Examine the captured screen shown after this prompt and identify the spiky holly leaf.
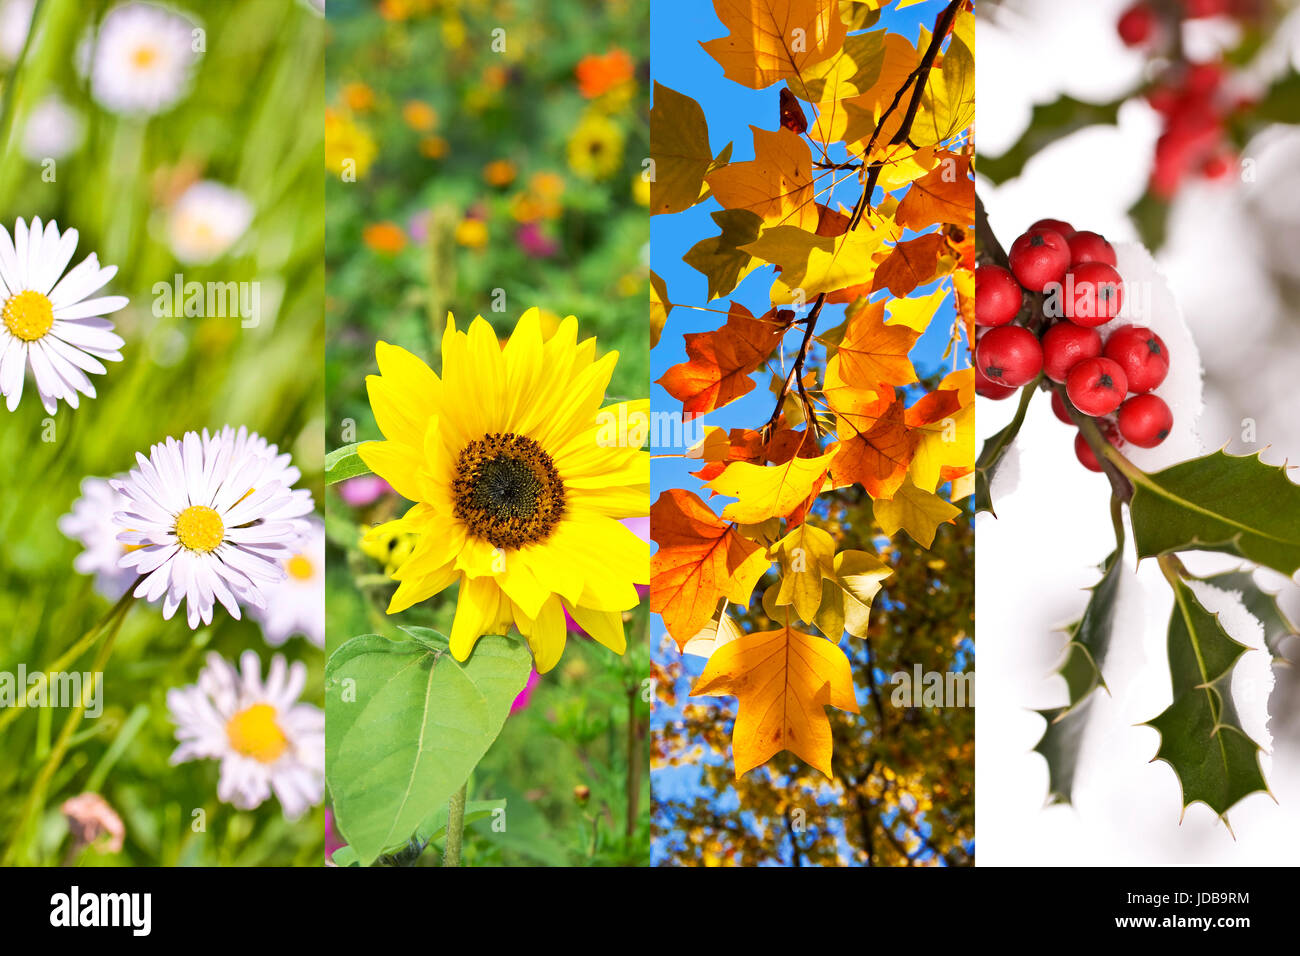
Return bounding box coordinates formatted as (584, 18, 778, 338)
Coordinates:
(1128, 450, 1300, 578)
(1199, 569, 1298, 658)
(1145, 575, 1269, 819)
(976, 95, 1123, 185)
(1033, 543, 1123, 806)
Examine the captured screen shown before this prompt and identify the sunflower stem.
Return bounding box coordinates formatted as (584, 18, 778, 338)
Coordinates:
(442, 783, 467, 867)
(1, 590, 135, 865)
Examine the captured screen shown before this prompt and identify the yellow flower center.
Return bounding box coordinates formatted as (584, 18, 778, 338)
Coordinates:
(225, 703, 288, 763)
(174, 505, 224, 552)
(452, 433, 565, 550)
(286, 554, 314, 580)
(131, 45, 158, 69)
(3, 290, 54, 342)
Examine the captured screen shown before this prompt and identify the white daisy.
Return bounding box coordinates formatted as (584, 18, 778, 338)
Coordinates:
(249, 517, 325, 648)
(167, 181, 253, 265)
(0, 217, 127, 414)
(167, 650, 324, 820)
(21, 94, 85, 162)
(58, 476, 140, 600)
(110, 428, 314, 629)
(0, 0, 33, 63)
(90, 2, 200, 117)
(213, 424, 316, 529)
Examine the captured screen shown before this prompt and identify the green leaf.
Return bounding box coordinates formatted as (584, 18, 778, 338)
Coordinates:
(325, 442, 372, 484)
(325, 630, 532, 865)
(974, 377, 1037, 515)
(650, 81, 715, 216)
(416, 798, 506, 846)
(1145, 575, 1269, 818)
(1128, 190, 1169, 251)
(1199, 569, 1298, 659)
(1034, 542, 1124, 805)
(682, 209, 763, 301)
(976, 96, 1123, 185)
(1128, 450, 1300, 577)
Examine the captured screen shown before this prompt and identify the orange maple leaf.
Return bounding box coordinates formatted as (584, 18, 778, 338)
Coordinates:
(894, 153, 974, 231)
(828, 299, 919, 390)
(871, 233, 947, 298)
(650, 489, 771, 648)
(692, 609, 859, 777)
(657, 303, 789, 415)
(706, 126, 819, 230)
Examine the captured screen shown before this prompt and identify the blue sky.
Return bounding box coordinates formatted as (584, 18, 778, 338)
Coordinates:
(649, 0, 964, 865)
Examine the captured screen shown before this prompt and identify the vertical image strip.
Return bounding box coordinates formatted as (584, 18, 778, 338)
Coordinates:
(975, 0, 1300, 865)
(323, 0, 651, 866)
(649, 0, 976, 866)
(0, 0, 327, 865)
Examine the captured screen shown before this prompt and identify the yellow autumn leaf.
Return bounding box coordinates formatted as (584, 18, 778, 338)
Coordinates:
(706, 126, 818, 230)
(908, 367, 974, 493)
(742, 225, 887, 301)
(650, 270, 671, 349)
(873, 475, 961, 549)
(702, 0, 849, 90)
(886, 287, 949, 333)
(771, 522, 837, 623)
(706, 449, 836, 523)
(650, 82, 716, 216)
(814, 549, 893, 638)
(681, 599, 746, 658)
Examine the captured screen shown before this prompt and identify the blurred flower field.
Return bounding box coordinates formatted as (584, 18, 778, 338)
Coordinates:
(325, 0, 650, 865)
(0, 0, 325, 866)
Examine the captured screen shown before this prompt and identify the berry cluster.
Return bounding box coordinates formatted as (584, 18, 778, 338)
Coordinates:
(1117, 0, 1263, 198)
(974, 219, 1174, 473)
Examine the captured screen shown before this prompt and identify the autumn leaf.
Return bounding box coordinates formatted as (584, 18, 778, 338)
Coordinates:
(742, 225, 887, 301)
(706, 448, 836, 523)
(650, 270, 671, 349)
(828, 298, 919, 390)
(787, 29, 885, 103)
(692, 606, 859, 777)
(809, 31, 919, 151)
(815, 550, 893, 639)
(912, 15, 974, 148)
(706, 126, 819, 230)
(657, 302, 790, 415)
(779, 86, 808, 133)
(886, 286, 949, 332)
(651, 489, 771, 648)
(702, 0, 849, 91)
(873, 475, 961, 548)
(650, 82, 717, 215)
(681, 599, 745, 658)
(871, 233, 946, 297)
(683, 209, 764, 301)
(895, 153, 974, 231)
(908, 368, 973, 493)
(771, 521, 838, 623)
(828, 392, 916, 499)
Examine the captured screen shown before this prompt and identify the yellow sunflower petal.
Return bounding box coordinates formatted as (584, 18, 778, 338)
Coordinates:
(357, 439, 424, 502)
(388, 564, 458, 614)
(565, 601, 627, 655)
(517, 594, 566, 674)
(449, 575, 502, 660)
(495, 554, 552, 619)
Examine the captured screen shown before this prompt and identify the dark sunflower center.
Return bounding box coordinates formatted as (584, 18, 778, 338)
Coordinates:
(452, 433, 565, 549)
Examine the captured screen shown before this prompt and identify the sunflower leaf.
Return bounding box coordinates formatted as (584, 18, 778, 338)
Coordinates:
(325, 442, 373, 484)
(325, 631, 531, 865)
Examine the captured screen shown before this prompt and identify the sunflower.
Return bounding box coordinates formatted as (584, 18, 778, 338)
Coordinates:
(359, 308, 648, 672)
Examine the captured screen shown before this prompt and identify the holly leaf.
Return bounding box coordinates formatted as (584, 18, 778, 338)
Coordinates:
(1145, 575, 1269, 819)
(682, 209, 764, 301)
(706, 449, 836, 522)
(1128, 450, 1300, 578)
(325, 631, 532, 866)
(692, 609, 859, 777)
(977, 95, 1123, 185)
(650, 82, 716, 215)
(706, 126, 819, 230)
(702, 0, 849, 91)
(1199, 569, 1299, 658)
(895, 153, 974, 231)
(657, 302, 789, 415)
(650, 489, 771, 647)
(1033, 543, 1124, 806)
(872, 475, 960, 548)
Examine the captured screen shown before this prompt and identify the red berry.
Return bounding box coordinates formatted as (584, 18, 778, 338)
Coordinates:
(1075, 431, 1104, 472)
(1067, 231, 1116, 267)
(1182, 0, 1227, 18)
(975, 264, 1023, 327)
(1103, 324, 1169, 393)
(976, 325, 1043, 388)
(1185, 61, 1225, 97)
(1051, 390, 1077, 424)
(1118, 393, 1174, 447)
(1008, 228, 1071, 293)
(1066, 357, 1128, 416)
(1061, 262, 1124, 327)
(975, 362, 1018, 400)
(1202, 152, 1235, 180)
(1041, 322, 1103, 383)
(1118, 3, 1156, 46)
(1030, 218, 1076, 239)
